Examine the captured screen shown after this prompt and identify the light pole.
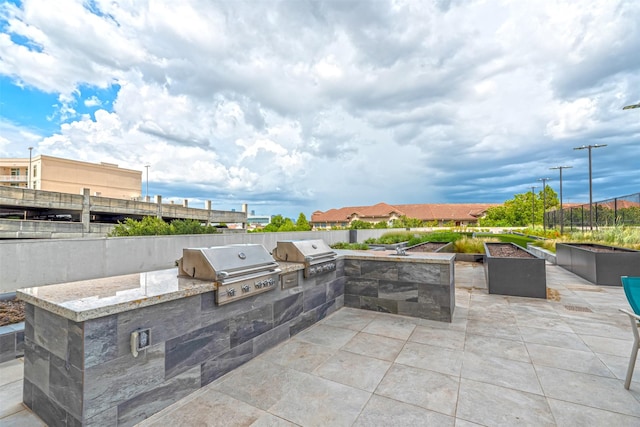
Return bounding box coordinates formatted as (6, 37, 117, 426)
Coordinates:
(550, 166, 572, 234)
(144, 164, 150, 201)
(530, 186, 538, 227)
(538, 178, 551, 234)
(573, 144, 607, 230)
(28, 147, 33, 189)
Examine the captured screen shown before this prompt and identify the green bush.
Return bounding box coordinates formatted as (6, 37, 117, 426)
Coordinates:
(108, 217, 220, 237)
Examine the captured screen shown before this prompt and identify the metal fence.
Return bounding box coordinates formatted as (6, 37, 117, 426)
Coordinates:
(545, 192, 640, 230)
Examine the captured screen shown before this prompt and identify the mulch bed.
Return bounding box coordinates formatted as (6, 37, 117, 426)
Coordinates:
(571, 244, 631, 253)
(0, 299, 25, 327)
(407, 242, 447, 252)
(486, 244, 535, 258)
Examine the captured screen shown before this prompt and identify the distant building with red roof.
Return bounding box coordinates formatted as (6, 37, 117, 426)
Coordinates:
(310, 202, 500, 229)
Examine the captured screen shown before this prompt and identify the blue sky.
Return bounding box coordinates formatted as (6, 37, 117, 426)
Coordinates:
(1, 0, 640, 219)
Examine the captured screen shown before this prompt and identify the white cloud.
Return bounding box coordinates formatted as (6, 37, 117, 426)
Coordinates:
(1, 0, 640, 216)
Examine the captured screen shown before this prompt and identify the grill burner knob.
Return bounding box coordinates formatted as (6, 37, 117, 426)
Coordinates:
(268, 278, 274, 286)
(242, 284, 250, 293)
(227, 288, 236, 296)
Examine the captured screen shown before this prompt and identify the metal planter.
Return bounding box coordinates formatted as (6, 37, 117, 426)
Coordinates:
(556, 243, 640, 286)
(484, 243, 546, 298)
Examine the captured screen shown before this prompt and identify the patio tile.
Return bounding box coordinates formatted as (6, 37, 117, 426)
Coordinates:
(375, 364, 459, 416)
(0, 359, 23, 386)
(0, 379, 24, 419)
(320, 307, 378, 331)
(269, 373, 370, 427)
(341, 332, 405, 362)
(465, 317, 523, 341)
(0, 410, 47, 427)
(294, 324, 358, 349)
(408, 325, 466, 350)
(396, 341, 463, 377)
(463, 334, 530, 363)
(547, 398, 640, 427)
(362, 316, 417, 340)
(266, 339, 336, 373)
(138, 389, 269, 427)
(595, 351, 640, 384)
(518, 325, 590, 351)
(536, 365, 640, 417)
(353, 394, 454, 427)
(525, 342, 614, 377)
(313, 350, 391, 392)
(456, 378, 555, 426)
(461, 352, 542, 395)
(579, 333, 632, 356)
(211, 363, 307, 411)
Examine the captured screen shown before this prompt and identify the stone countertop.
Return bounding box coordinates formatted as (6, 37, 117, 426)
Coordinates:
(15, 253, 449, 323)
(335, 249, 456, 263)
(16, 268, 214, 322)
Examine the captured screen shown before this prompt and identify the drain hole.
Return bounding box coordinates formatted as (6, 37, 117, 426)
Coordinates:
(564, 305, 593, 313)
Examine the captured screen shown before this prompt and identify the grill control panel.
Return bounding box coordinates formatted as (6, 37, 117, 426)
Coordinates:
(304, 261, 337, 278)
(215, 272, 279, 305)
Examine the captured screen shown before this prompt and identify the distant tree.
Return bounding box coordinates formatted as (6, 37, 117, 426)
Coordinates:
(349, 220, 373, 229)
(278, 218, 297, 231)
(480, 186, 559, 227)
(295, 213, 312, 231)
(391, 216, 423, 228)
(373, 221, 388, 229)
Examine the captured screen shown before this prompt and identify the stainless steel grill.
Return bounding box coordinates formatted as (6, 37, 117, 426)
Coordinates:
(272, 239, 337, 278)
(178, 244, 281, 305)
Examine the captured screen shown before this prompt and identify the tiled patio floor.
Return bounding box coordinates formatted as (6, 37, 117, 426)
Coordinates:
(2, 262, 640, 426)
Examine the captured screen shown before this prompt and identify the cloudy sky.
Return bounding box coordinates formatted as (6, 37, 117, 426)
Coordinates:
(1, 0, 639, 219)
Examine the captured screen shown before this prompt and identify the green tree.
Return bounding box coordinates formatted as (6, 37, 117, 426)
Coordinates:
(479, 186, 559, 227)
(373, 220, 388, 229)
(349, 220, 373, 229)
(278, 218, 297, 231)
(295, 213, 312, 231)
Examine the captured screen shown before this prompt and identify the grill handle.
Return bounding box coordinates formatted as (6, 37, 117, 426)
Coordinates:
(217, 263, 279, 280)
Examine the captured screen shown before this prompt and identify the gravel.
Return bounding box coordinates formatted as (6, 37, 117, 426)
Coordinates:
(0, 299, 25, 326)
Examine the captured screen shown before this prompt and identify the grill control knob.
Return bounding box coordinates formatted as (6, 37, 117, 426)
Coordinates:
(267, 278, 274, 286)
(227, 288, 236, 296)
(242, 284, 250, 293)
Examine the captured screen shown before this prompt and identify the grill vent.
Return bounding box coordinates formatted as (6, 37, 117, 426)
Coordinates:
(564, 305, 593, 313)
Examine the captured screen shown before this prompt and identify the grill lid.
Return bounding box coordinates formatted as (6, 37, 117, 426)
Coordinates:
(272, 239, 336, 264)
(179, 244, 279, 281)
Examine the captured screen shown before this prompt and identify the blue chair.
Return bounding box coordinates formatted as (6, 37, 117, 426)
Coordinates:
(620, 276, 640, 389)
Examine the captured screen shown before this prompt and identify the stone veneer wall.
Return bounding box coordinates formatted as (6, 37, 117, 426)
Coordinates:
(343, 258, 455, 322)
(22, 264, 345, 426)
(0, 322, 24, 363)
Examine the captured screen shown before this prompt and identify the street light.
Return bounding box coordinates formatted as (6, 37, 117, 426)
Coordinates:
(538, 178, 551, 234)
(550, 166, 572, 234)
(144, 164, 151, 201)
(28, 147, 33, 189)
(530, 186, 538, 227)
(573, 144, 607, 230)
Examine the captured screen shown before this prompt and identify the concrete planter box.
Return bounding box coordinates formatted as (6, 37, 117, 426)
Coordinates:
(556, 243, 640, 286)
(484, 243, 546, 299)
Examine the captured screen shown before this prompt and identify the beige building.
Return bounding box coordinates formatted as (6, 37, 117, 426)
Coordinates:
(0, 155, 142, 199)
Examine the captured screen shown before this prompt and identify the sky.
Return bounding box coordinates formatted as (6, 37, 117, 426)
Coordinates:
(1, 0, 639, 219)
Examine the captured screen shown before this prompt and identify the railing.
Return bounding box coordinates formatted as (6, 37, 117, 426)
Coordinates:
(545, 192, 640, 230)
(0, 175, 27, 182)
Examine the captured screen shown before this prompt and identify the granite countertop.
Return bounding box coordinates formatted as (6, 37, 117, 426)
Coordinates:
(16, 268, 214, 322)
(335, 249, 456, 263)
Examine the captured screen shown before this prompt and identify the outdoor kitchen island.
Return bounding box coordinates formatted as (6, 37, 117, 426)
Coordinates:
(16, 247, 455, 426)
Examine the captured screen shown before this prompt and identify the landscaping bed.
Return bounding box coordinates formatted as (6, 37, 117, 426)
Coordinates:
(556, 243, 640, 286)
(484, 242, 546, 298)
(0, 298, 25, 327)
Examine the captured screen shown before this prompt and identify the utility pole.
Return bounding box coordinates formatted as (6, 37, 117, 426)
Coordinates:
(538, 178, 551, 234)
(28, 147, 33, 189)
(573, 144, 607, 230)
(550, 166, 572, 234)
(145, 164, 151, 201)
(530, 186, 538, 228)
